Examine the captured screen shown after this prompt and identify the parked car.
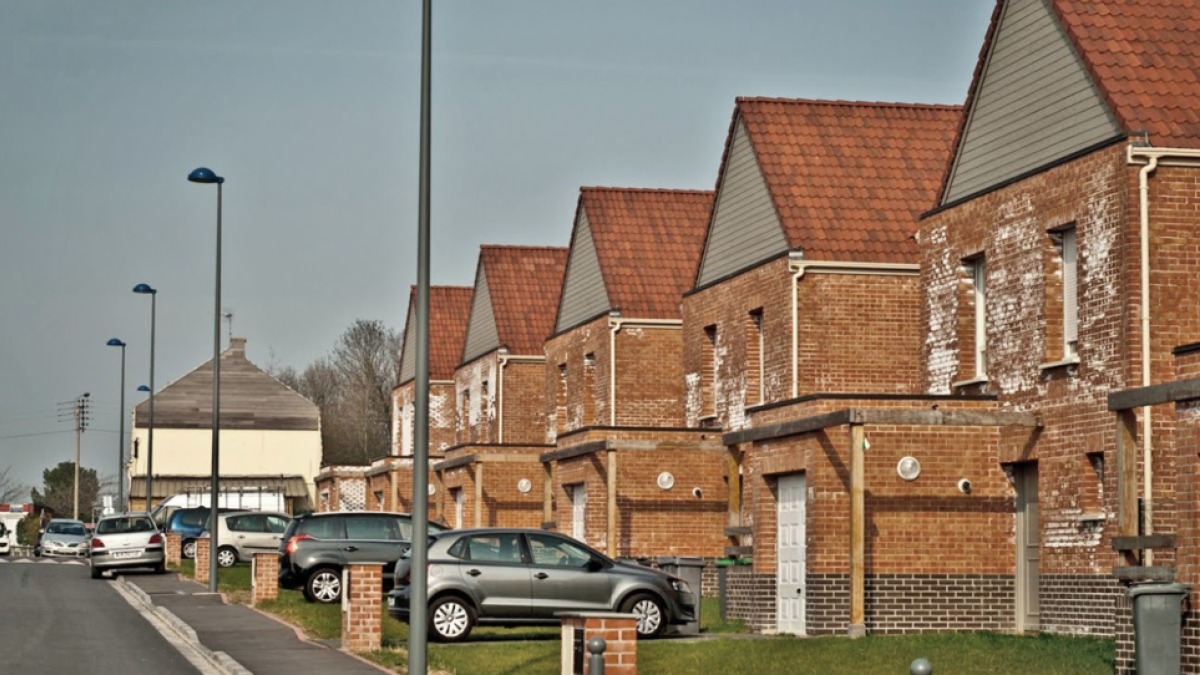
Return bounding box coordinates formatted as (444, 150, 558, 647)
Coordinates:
(89, 513, 166, 579)
(150, 491, 288, 530)
(165, 507, 242, 559)
(213, 511, 291, 567)
(278, 511, 448, 604)
(387, 528, 697, 642)
(39, 519, 90, 558)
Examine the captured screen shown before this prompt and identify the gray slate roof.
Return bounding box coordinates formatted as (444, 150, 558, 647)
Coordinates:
(134, 337, 319, 431)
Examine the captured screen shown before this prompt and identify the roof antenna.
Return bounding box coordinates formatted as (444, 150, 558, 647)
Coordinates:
(221, 310, 234, 346)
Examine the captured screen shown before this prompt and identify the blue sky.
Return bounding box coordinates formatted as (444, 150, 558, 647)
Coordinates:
(0, 0, 993, 491)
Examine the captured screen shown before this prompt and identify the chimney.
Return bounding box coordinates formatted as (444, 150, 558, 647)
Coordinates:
(230, 337, 247, 357)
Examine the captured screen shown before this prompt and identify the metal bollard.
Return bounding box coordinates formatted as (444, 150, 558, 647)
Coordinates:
(910, 658, 932, 675)
(587, 636, 606, 675)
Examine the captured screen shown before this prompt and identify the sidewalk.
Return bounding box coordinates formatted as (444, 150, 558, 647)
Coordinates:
(123, 572, 388, 675)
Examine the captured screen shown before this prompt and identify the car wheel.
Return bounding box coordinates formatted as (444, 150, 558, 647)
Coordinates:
(90, 565, 104, 580)
(182, 540, 197, 559)
(428, 596, 475, 643)
(305, 568, 342, 604)
(217, 547, 238, 568)
(622, 594, 668, 639)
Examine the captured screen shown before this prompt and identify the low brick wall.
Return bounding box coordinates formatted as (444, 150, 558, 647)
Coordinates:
(194, 538, 210, 584)
(252, 552, 279, 605)
(724, 565, 777, 633)
(166, 533, 182, 566)
(560, 614, 637, 675)
(342, 563, 383, 653)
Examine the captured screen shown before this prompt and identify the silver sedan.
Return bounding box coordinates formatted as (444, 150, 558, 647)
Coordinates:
(89, 514, 166, 578)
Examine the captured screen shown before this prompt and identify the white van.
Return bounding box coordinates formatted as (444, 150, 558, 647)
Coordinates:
(150, 490, 286, 528)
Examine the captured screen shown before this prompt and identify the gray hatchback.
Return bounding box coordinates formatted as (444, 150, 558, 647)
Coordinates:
(387, 528, 696, 642)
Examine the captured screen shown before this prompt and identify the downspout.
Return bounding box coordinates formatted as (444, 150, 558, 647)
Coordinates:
(788, 256, 921, 399)
(1127, 144, 1200, 565)
(1138, 153, 1159, 564)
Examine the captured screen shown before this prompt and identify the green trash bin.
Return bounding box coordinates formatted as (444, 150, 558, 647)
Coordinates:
(1129, 582, 1190, 675)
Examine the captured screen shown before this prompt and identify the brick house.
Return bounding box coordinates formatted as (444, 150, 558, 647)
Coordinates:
(921, 0, 1200, 665)
(681, 98, 998, 635)
(364, 285, 475, 515)
(433, 246, 568, 529)
(539, 187, 727, 567)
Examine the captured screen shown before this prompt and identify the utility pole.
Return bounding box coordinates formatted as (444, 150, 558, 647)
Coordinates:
(73, 393, 90, 521)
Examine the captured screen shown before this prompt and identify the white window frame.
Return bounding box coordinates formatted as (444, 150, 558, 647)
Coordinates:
(1061, 228, 1078, 358)
(972, 258, 987, 378)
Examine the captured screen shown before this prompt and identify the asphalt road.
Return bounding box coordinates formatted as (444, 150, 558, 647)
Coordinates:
(0, 557, 204, 675)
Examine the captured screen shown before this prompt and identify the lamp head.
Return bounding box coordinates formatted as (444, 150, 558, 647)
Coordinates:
(187, 167, 224, 185)
(137, 385, 151, 393)
(107, 338, 126, 347)
(132, 283, 156, 295)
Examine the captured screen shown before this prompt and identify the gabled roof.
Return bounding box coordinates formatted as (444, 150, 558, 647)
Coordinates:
(566, 187, 713, 322)
(397, 285, 474, 385)
(708, 98, 961, 267)
(134, 338, 319, 431)
(463, 245, 568, 362)
(940, 0, 1200, 202)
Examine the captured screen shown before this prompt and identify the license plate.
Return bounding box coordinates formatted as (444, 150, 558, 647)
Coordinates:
(113, 550, 141, 559)
(387, 597, 395, 607)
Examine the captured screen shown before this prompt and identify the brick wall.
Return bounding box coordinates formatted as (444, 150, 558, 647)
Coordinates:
(166, 533, 182, 566)
(436, 446, 545, 529)
(252, 552, 279, 604)
(1039, 574, 1120, 637)
(681, 257, 923, 431)
(342, 563, 383, 653)
(393, 381, 458, 457)
(194, 537, 210, 584)
(561, 615, 638, 675)
(455, 354, 549, 446)
(723, 565, 777, 633)
(545, 317, 688, 441)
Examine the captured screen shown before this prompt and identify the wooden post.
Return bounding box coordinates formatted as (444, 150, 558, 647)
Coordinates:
(474, 461, 484, 528)
(543, 461, 554, 525)
(1117, 410, 1140, 565)
(728, 447, 743, 526)
(607, 450, 618, 557)
(390, 461, 399, 513)
(848, 424, 866, 638)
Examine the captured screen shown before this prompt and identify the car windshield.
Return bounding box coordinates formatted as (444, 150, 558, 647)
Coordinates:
(97, 517, 154, 535)
(46, 522, 86, 536)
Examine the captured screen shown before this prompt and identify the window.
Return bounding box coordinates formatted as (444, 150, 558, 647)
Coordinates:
(231, 513, 267, 532)
(480, 380, 490, 443)
(400, 403, 414, 457)
(1061, 228, 1078, 357)
(556, 364, 568, 435)
(374, 490, 385, 511)
(344, 515, 400, 541)
(702, 325, 718, 418)
(746, 309, 764, 405)
(463, 533, 523, 563)
(299, 516, 345, 540)
(970, 258, 987, 378)
(583, 353, 596, 425)
(527, 533, 594, 568)
(459, 389, 470, 444)
(266, 515, 290, 534)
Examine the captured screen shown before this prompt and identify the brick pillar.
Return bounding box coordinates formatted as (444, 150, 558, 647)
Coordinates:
(560, 614, 637, 675)
(341, 563, 383, 653)
(166, 533, 182, 566)
(252, 552, 279, 605)
(194, 537, 210, 584)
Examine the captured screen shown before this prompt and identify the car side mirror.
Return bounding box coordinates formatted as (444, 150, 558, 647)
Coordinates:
(585, 557, 605, 572)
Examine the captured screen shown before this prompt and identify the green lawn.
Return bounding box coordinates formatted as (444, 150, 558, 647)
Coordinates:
(171, 560, 253, 595)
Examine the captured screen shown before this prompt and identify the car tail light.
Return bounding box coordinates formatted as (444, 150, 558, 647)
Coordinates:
(148, 534, 163, 545)
(91, 538, 105, 550)
(286, 534, 313, 554)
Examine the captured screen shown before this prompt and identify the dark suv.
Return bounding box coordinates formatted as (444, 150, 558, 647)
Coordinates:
(387, 528, 697, 642)
(278, 511, 448, 603)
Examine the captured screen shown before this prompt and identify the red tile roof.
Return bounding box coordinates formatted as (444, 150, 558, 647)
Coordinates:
(941, 0, 1200, 202)
(480, 245, 569, 355)
(576, 187, 714, 320)
(724, 98, 961, 264)
(399, 285, 474, 382)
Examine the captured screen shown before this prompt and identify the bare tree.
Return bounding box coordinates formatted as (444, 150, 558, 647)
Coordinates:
(0, 465, 30, 503)
(269, 320, 402, 466)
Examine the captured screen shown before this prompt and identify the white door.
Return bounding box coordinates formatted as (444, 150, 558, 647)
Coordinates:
(776, 473, 806, 634)
(1015, 464, 1040, 632)
(571, 484, 587, 541)
(453, 489, 464, 529)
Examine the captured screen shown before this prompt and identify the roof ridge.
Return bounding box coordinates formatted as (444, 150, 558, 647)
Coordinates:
(480, 244, 568, 252)
(408, 284, 475, 292)
(736, 96, 962, 111)
(581, 186, 714, 196)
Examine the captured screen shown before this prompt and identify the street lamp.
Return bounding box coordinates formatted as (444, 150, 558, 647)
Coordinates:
(188, 166, 225, 593)
(107, 339, 127, 512)
(133, 283, 157, 513)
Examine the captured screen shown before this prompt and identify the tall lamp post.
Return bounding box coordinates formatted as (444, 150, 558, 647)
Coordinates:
(133, 283, 157, 513)
(107, 339, 127, 512)
(188, 166, 225, 594)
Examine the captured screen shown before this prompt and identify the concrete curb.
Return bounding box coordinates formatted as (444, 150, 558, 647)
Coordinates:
(116, 576, 255, 675)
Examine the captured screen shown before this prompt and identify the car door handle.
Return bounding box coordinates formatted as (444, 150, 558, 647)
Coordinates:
(343, 546, 359, 552)
(237, 535, 245, 539)
(535, 572, 549, 580)
(467, 569, 482, 577)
